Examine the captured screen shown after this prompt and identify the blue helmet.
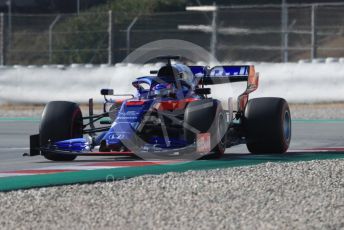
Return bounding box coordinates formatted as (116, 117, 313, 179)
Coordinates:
(153, 83, 173, 96)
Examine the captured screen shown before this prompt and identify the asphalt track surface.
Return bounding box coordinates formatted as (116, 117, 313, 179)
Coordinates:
(0, 118, 343, 172)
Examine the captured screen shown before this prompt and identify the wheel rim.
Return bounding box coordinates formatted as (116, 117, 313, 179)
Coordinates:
(283, 110, 291, 142)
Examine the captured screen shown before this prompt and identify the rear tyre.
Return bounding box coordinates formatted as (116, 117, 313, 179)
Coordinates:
(184, 99, 227, 159)
(40, 101, 83, 161)
(244, 97, 291, 154)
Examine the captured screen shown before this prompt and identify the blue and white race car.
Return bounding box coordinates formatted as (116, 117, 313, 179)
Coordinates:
(29, 56, 291, 161)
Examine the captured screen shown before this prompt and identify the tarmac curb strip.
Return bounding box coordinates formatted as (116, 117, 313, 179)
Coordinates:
(0, 152, 344, 192)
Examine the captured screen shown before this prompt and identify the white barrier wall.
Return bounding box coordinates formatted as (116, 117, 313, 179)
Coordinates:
(0, 63, 343, 104)
(250, 63, 344, 103)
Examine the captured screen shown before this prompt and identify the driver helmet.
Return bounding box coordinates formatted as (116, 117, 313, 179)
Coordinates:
(153, 83, 173, 96)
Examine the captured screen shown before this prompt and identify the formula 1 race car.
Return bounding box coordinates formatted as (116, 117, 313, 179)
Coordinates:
(29, 56, 291, 161)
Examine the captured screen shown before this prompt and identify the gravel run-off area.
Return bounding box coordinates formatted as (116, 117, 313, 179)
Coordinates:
(0, 160, 343, 229)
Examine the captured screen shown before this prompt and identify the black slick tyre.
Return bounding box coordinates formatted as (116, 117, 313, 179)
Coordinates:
(40, 101, 83, 161)
(184, 99, 227, 159)
(244, 97, 291, 154)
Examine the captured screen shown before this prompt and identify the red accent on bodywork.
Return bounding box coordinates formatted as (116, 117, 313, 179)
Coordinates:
(126, 100, 146, 106)
(115, 99, 126, 104)
(238, 65, 259, 112)
(155, 98, 199, 111)
(246, 65, 259, 95)
(238, 94, 249, 112)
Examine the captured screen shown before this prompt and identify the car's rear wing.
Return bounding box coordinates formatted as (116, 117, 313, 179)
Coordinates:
(190, 65, 259, 113)
(189, 65, 257, 84)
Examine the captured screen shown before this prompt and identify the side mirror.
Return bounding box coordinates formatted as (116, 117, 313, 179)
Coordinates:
(101, 89, 114, 95)
(195, 88, 211, 95)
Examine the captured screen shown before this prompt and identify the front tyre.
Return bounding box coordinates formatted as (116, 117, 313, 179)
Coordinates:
(184, 99, 227, 159)
(40, 101, 83, 161)
(244, 97, 291, 154)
